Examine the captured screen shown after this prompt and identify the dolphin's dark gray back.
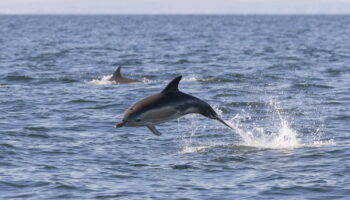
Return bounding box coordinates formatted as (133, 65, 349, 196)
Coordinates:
(161, 75, 232, 128)
(161, 75, 213, 115)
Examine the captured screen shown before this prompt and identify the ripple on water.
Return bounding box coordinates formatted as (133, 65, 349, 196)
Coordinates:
(292, 83, 334, 89)
(4, 75, 33, 82)
(171, 164, 195, 170)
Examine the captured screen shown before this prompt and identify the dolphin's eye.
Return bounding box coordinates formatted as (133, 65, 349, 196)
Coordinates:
(136, 119, 141, 122)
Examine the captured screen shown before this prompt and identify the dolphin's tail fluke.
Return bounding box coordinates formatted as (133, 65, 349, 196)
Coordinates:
(199, 104, 234, 130)
(214, 116, 233, 130)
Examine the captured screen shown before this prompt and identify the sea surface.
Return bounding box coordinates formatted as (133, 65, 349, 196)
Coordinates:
(0, 15, 349, 199)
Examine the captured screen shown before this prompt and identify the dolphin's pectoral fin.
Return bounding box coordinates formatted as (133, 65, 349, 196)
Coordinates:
(146, 125, 162, 136)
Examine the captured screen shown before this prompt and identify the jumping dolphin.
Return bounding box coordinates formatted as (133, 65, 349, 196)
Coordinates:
(115, 75, 233, 136)
(109, 65, 141, 84)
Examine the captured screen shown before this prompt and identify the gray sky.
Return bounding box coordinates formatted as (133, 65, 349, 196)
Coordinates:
(1, 0, 350, 14)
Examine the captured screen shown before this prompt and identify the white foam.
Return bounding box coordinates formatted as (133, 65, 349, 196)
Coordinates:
(228, 100, 335, 149)
(178, 99, 335, 153)
(141, 77, 154, 84)
(182, 77, 215, 82)
(88, 75, 148, 85)
(88, 75, 115, 85)
(180, 145, 212, 154)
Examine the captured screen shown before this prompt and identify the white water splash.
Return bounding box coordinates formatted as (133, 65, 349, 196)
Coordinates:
(229, 113, 301, 149)
(177, 114, 199, 152)
(228, 100, 334, 149)
(88, 75, 149, 85)
(141, 77, 154, 84)
(178, 107, 226, 154)
(178, 99, 334, 153)
(88, 75, 114, 85)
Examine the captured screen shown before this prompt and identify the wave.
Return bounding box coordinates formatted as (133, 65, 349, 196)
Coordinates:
(182, 77, 216, 82)
(292, 83, 334, 89)
(4, 75, 33, 82)
(182, 77, 236, 83)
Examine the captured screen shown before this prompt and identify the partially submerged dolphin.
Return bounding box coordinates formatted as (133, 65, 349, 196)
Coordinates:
(115, 75, 232, 136)
(109, 65, 141, 84)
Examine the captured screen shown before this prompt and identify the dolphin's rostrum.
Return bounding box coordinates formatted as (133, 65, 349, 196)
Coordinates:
(116, 75, 233, 136)
(109, 65, 141, 84)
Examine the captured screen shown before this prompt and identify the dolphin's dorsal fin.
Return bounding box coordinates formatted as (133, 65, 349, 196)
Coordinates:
(112, 65, 122, 78)
(162, 75, 182, 93)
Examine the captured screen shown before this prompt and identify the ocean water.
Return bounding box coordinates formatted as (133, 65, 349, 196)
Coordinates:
(0, 15, 349, 199)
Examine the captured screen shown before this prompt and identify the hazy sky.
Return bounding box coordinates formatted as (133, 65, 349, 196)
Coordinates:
(1, 0, 350, 14)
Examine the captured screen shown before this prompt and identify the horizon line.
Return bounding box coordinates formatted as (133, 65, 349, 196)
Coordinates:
(1, 13, 350, 15)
